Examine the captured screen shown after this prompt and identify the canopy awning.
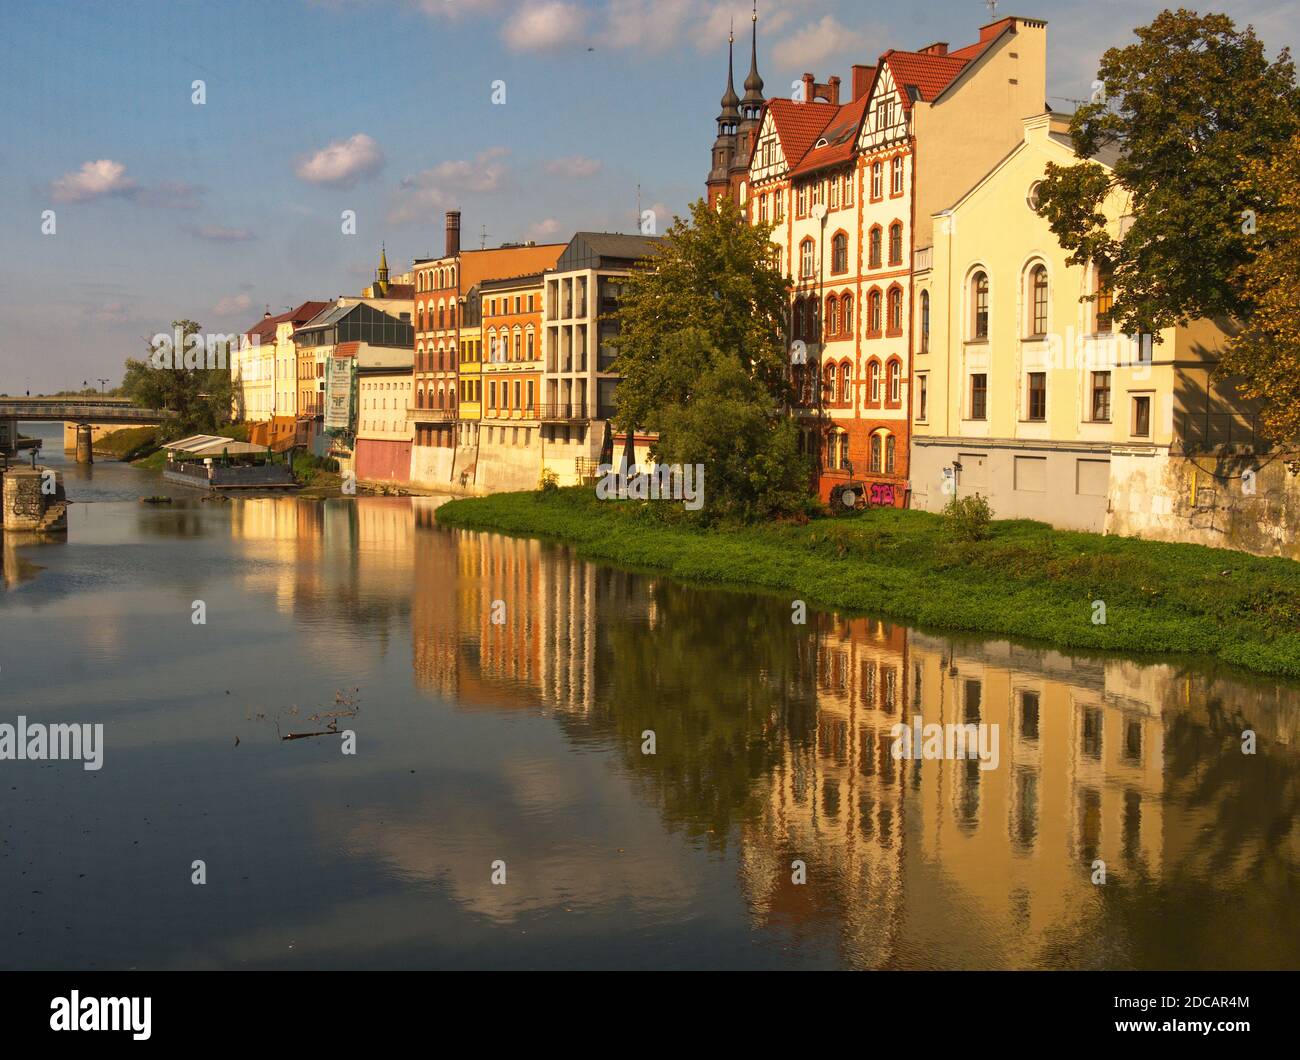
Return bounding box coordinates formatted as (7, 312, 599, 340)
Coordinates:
(164, 434, 269, 457)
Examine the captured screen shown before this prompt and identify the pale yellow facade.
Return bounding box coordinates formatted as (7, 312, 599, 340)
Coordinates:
(911, 113, 1227, 530)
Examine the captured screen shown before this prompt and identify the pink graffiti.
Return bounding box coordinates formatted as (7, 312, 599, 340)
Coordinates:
(869, 482, 896, 507)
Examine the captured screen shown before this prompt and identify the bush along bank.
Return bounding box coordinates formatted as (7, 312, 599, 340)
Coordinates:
(435, 486, 1300, 679)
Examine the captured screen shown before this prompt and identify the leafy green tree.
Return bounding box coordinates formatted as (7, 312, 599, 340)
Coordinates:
(610, 199, 810, 519)
(121, 319, 233, 434)
(1036, 9, 1300, 335)
(1218, 133, 1300, 441)
(611, 197, 791, 428)
(652, 334, 811, 522)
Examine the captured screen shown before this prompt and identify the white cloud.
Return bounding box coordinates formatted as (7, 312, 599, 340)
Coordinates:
(597, 0, 694, 52)
(544, 155, 602, 177)
(50, 159, 136, 202)
(193, 224, 255, 241)
(388, 147, 510, 224)
(212, 293, 254, 316)
(502, 1, 586, 52)
(772, 14, 866, 71)
(295, 133, 385, 187)
(528, 217, 563, 239)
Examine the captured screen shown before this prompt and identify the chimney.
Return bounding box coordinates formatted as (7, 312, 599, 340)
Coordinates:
(445, 210, 461, 258)
(918, 41, 949, 56)
(851, 64, 874, 101)
(801, 72, 815, 103)
(827, 75, 841, 106)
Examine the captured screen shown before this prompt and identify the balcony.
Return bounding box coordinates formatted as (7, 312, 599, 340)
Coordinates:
(914, 246, 933, 272)
(409, 407, 457, 423)
(539, 402, 590, 423)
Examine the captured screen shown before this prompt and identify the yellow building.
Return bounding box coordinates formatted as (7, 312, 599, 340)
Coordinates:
(911, 112, 1254, 533)
(457, 284, 482, 427)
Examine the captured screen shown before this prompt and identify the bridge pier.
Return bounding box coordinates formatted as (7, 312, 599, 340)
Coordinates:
(75, 424, 93, 464)
(1, 466, 67, 532)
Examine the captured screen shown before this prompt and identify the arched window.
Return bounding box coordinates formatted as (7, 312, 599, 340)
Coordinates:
(448, 385, 456, 409)
(831, 232, 848, 273)
(888, 359, 901, 403)
(826, 295, 838, 337)
(436, 387, 445, 409)
(891, 156, 904, 195)
(868, 290, 882, 334)
(888, 222, 903, 265)
(869, 226, 882, 269)
(839, 362, 851, 406)
(1029, 264, 1049, 336)
(841, 294, 853, 335)
(800, 238, 815, 279)
(838, 431, 850, 470)
(526, 329, 535, 359)
(823, 363, 837, 404)
(920, 290, 930, 353)
(513, 326, 522, 360)
(887, 287, 903, 333)
(871, 160, 882, 199)
(794, 299, 806, 339)
(869, 360, 881, 403)
(870, 433, 883, 473)
(438, 301, 446, 329)
(417, 386, 425, 409)
(971, 271, 989, 340)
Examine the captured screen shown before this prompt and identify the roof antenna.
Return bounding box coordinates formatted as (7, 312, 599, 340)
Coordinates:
(635, 182, 642, 234)
(479, 224, 489, 250)
(984, 0, 998, 18)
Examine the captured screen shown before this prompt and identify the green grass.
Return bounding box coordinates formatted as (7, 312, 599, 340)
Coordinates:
(96, 425, 159, 461)
(437, 486, 1300, 679)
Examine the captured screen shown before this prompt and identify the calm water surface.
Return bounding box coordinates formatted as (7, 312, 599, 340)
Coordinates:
(2, 423, 1298, 969)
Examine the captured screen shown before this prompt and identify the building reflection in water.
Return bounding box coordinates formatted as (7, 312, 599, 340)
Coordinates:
(248, 495, 1300, 967)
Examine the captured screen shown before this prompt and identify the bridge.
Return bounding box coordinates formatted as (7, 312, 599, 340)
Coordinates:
(0, 397, 172, 463)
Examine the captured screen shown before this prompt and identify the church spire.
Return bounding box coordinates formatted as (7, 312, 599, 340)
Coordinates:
(743, 2, 764, 109)
(719, 22, 740, 122)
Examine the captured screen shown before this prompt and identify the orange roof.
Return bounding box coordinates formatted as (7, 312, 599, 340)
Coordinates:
(458, 243, 565, 291)
(763, 98, 842, 176)
(789, 93, 871, 177)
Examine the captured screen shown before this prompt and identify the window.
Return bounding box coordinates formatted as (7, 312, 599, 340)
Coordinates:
(797, 183, 808, 218)
(888, 360, 901, 403)
(800, 238, 815, 279)
(891, 156, 903, 195)
(871, 161, 882, 199)
(970, 373, 988, 419)
(829, 176, 839, 209)
(868, 290, 882, 334)
(877, 98, 895, 129)
(1132, 394, 1151, 437)
(1027, 181, 1042, 211)
(1091, 371, 1112, 421)
(869, 226, 882, 269)
(823, 363, 837, 403)
(842, 171, 854, 206)
(794, 299, 805, 340)
(758, 193, 769, 223)
(1027, 372, 1046, 421)
(831, 232, 848, 273)
(1095, 267, 1114, 333)
(840, 294, 853, 335)
(825, 295, 838, 337)
(838, 432, 850, 470)
(1029, 265, 1048, 336)
(920, 290, 930, 352)
(774, 189, 785, 222)
(971, 271, 989, 340)
(885, 434, 896, 474)
(917, 375, 928, 420)
(839, 363, 851, 405)
(869, 360, 881, 403)
(888, 222, 903, 265)
(887, 288, 902, 333)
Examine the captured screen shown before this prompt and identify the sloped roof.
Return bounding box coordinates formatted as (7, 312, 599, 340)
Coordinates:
(166, 434, 269, 457)
(878, 50, 975, 110)
(789, 94, 871, 177)
(764, 98, 842, 174)
(244, 300, 330, 342)
(572, 232, 664, 259)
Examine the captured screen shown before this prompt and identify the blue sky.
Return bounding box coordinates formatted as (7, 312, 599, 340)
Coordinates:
(1, 0, 1294, 392)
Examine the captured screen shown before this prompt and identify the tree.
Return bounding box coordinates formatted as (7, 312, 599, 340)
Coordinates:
(609, 199, 809, 519)
(121, 319, 233, 434)
(611, 197, 791, 429)
(1035, 9, 1300, 336)
(1218, 133, 1300, 441)
(652, 334, 811, 522)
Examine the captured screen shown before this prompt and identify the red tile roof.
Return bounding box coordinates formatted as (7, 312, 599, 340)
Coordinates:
(764, 98, 842, 175)
(788, 94, 870, 177)
(244, 300, 330, 341)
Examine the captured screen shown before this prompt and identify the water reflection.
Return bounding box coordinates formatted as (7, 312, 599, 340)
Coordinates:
(3, 492, 1298, 969)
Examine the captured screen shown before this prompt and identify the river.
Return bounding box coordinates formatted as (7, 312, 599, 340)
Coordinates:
(2, 421, 1298, 969)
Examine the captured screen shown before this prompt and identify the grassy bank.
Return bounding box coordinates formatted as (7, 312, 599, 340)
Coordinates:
(436, 487, 1300, 678)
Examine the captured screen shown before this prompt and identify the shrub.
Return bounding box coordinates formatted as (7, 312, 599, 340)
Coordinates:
(538, 468, 560, 493)
(942, 493, 994, 541)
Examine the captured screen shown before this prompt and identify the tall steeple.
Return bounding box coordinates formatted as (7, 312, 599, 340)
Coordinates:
(376, 243, 390, 296)
(742, 2, 764, 120)
(707, 23, 740, 204)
